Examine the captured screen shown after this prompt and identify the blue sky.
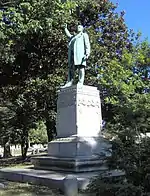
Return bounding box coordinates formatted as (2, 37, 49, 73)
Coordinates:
(111, 0, 150, 41)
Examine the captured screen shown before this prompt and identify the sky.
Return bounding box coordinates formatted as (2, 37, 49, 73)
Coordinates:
(111, 0, 150, 41)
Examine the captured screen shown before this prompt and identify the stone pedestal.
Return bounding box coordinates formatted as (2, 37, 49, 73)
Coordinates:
(56, 85, 102, 138)
(32, 85, 111, 172)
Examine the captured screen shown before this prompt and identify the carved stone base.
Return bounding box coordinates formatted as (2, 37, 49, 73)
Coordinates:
(56, 85, 102, 138)
(32, 85, 111, 173)
(47, 136, 111, 158)
(31, 136, 111, 172)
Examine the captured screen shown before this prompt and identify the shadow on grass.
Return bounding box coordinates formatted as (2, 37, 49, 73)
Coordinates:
(0, 182, 61, 196)
(0, 154, 47, 168)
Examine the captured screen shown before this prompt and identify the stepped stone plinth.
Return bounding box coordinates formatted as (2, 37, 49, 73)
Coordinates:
(31, 85, 111, 172)
(0, 85, 116, 192)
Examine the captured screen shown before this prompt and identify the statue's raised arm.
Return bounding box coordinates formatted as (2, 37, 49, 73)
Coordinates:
(64, 24, 73, 38)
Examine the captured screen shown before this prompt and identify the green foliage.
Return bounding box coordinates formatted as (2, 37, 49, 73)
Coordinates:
(88, 41, 150, 195)
(0, 0, 135, 158)
(29, 121, 48, 144)
(0, 105, 14, 157)
(0, 6, 149, 196)
(87, 176, 143, 196)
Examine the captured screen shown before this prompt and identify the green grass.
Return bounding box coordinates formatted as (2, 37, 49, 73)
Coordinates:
(0, 182, 61, 196)
(0, 156, 61, 195)
(0, 156, 91, 195)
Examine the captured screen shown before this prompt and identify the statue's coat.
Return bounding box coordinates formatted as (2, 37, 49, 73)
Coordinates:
(65, 28, 90, 67)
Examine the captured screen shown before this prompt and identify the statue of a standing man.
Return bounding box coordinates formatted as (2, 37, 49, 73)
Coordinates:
(62, 24, 90, 88)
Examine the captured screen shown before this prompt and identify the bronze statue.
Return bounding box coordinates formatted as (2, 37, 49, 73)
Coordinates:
(62, 24, 90, 88)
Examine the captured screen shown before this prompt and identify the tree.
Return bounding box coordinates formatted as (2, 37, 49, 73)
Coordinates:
(29, 121, 48, 145)
(9, 90, 37, 158)
(0, 105, 13, 158)
(87, 40, 150, 195)
(0, 0, 137, 158)
(0, 1, 148, 193)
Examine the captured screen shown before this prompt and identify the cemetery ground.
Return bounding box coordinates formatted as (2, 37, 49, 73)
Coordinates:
(0, 153, 61, 196)
(0, 181, 60, 196)
(0, 153, 90, 195)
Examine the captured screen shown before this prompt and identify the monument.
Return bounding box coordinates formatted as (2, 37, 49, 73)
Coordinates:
(31, 24, 111, 173)
(0, 25, 121, 192)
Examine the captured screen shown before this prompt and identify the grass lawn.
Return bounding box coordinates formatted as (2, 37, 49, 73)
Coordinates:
(0, 155, 62, 195)
(0, 181, 61, 196)
(0, 154, 47, 168)
(0, 155, 91, 196)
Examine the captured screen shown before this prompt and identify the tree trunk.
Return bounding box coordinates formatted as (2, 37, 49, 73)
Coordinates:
(21, 140, 29, 159)
(45, 119, 56, 142)
(3, 141, 12, 158)
(21, 128, 29, 159)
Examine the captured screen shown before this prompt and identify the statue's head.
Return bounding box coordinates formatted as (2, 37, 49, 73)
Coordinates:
(77, 25, 84, 33)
